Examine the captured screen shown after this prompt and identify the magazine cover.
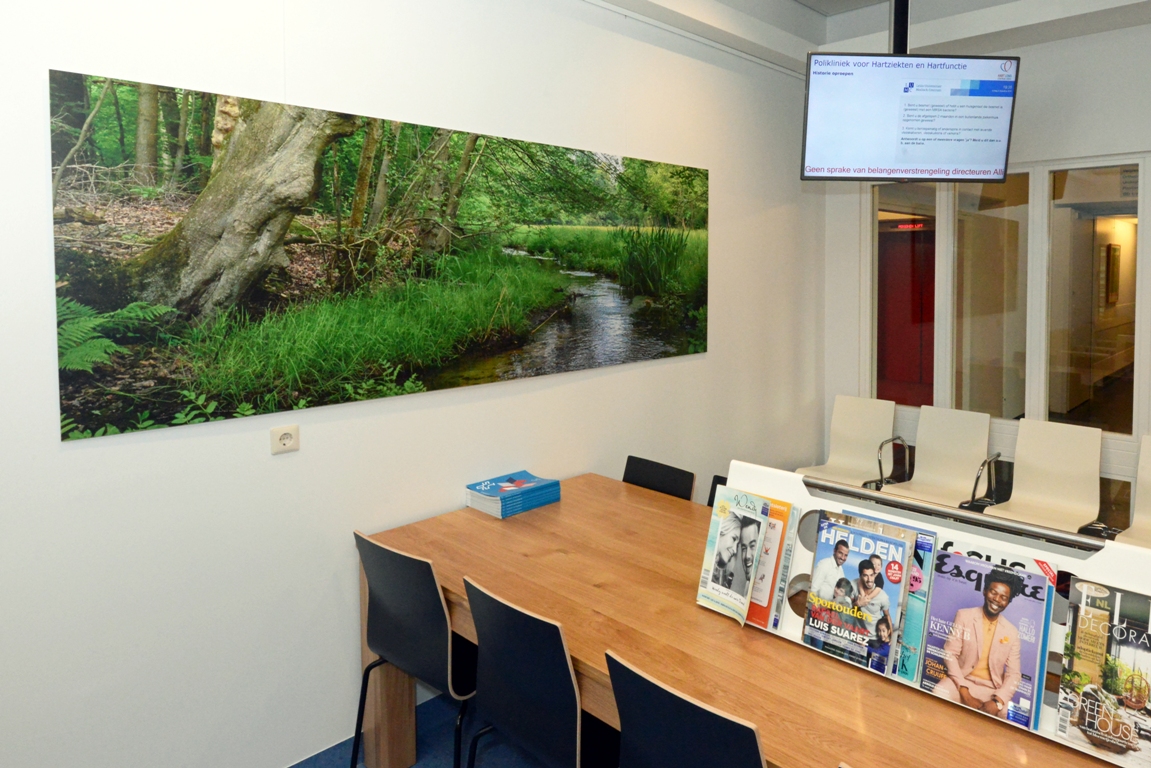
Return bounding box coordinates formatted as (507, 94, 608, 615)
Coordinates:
(1056, 577, 1151, 766)
(746, 498, 794, 631)
(821, 509, 936, 680)
(894, 529, 937, 686)
(768, 507, 802, 631)
(937, 539, 1060, 727)
(920, 550, 1049, 729)
(803, 513, 909, 671)
(696, 486, 769, 624)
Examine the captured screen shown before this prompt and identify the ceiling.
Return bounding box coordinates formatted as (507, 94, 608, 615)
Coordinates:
(792, 0, 885, 15)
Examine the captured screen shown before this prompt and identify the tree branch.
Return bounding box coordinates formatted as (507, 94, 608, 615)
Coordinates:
(52, 78, 113, 206)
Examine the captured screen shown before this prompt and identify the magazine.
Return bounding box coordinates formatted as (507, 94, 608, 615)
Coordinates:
(696, 486, 770, 624)
(746, 497, 795, 631)
(803, 512, 909, 671)
(769, 507, 802, 631)
(465, 470, 561, 518)
(919, 550, 1049, 729)
(937, 538, 1060, 729)
(1055, 577, 1151, 766)
(892, 526, 937, 687)
(817, 510, 935, 677)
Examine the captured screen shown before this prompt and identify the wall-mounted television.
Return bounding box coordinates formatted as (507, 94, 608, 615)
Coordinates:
(802, 53, 1020, 183)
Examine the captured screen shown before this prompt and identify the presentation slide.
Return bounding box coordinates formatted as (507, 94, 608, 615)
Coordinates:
(803, 54, 1018, 181)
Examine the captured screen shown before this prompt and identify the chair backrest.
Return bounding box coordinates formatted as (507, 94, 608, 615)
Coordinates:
(825, 395, 895, 473)
(1010, 419, 1101, 514)
(909, 406, 990, 488)
(623, 456, 695, 501)
(606, 652, 763, 768)
(706, 475, 727, 508)
(464, 578, 580, 768)
(354, 532, 457, 697)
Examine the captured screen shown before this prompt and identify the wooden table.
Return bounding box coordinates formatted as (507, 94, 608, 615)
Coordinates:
(361, 473, 1101, 768)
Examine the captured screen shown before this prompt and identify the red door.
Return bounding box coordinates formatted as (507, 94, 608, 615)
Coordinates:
(877, 228, 934, 406)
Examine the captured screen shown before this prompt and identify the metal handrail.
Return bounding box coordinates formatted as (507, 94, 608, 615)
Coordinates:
(969, 452, 1001, 506)
(876, 436, 908, 487)
(801, 474, 1105, 552)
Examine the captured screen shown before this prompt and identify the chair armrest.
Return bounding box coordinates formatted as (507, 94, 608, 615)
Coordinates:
(969, 452, 1001, 506)
(877, 436, 908, 486)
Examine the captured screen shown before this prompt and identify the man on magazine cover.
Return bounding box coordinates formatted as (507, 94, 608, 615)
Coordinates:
(730, 516, 761, 595)
(932, 567, 1023, 719)
(852, 559, 890, 636)
(811, 539, 850, 600)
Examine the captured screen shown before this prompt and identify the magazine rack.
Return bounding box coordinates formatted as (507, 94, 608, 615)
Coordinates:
(726, 459, 1149, 766)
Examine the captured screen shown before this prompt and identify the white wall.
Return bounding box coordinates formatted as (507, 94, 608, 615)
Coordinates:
(0, 1, 824, 766)
(822, 22, 1151, 434)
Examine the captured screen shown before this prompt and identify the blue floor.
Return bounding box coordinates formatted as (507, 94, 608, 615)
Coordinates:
(292, 696, 545, 768)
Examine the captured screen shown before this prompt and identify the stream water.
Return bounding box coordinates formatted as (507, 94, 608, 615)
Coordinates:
(423, 252, 689, 390)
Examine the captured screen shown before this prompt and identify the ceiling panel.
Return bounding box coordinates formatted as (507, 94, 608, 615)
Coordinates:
(794, 0, 886, 15)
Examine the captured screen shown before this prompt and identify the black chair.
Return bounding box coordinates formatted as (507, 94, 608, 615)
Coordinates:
(622, 455, 695, 501)
(463, 578, 584, 768)
(352, 532, 477, 768)
(706, 474, 727, 507)
(606, 651, 764, 768)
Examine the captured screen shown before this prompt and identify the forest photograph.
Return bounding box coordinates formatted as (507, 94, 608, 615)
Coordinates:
(49, 71, 709, 439)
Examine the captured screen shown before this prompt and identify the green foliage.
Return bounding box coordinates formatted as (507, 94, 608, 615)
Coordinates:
(342, 367, 424, 401)
(1102, 654, 1131, 697)
(615, 159, 708, 229)
(181, 248, 568, 408)
(616, 227, 689, 298)
(687, 306, 708, 354)
(56, 294, 175, 372)
(233, 403, 257, 418)
(129, 411, 163, 430)
(64, 422, 122, 440)
(171, 389, 225, 425)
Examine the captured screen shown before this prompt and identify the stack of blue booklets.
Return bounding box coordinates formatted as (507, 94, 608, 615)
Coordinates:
(465, 471, 561, 519)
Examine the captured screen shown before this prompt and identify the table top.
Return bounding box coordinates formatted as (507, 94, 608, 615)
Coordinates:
(368, 473, 1100, 768)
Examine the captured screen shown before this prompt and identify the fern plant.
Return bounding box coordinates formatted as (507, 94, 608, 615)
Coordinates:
(56, 294, 174, 373)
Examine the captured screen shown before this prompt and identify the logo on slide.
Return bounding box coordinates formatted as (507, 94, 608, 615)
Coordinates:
(903, 82, 915, 93)
(1000, 60, 1014, 72)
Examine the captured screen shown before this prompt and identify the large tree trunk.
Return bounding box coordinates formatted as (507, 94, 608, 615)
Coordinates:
(133, 83, 159, 186)
(131, 101, 359, 319)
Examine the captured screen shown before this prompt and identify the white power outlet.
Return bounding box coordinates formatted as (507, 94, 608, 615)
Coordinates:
(270, 425, 300, 455)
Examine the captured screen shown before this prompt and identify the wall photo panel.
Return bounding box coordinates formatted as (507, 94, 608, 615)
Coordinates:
(49, 71, 709, 439)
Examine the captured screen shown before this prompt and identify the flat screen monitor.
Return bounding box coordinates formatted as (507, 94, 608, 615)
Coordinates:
(802, 53, 1020, 182)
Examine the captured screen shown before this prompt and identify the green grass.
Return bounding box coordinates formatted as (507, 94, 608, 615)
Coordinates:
(505, 225, 707, 305)
(181, 248, 570, 407)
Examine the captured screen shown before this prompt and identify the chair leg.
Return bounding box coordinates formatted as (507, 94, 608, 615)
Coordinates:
(465, 725, 494, 768)
(350, 657, 388, 768)
(453, 698, 471, 768)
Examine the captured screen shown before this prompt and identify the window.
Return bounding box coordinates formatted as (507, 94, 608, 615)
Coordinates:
(953, 174, 1028, 419)
(874, 183, 936, 407)
(1048, 165, 1138, 434)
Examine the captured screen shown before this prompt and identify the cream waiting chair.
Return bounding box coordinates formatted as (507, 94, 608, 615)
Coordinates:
(1117, 435, 1151, 547)
(882, 406, 991, 507)
(795, 395, 899, 487)
(984, 419, 1102, 533)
